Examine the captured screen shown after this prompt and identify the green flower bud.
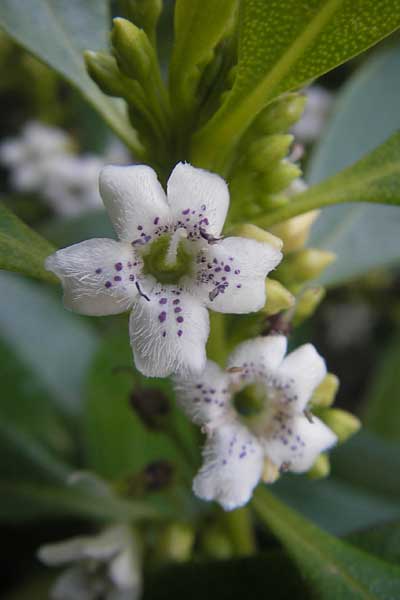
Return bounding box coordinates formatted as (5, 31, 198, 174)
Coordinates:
(319, 408, 361, 443)
(84, 51, 125, 97)
(119, 0, 162, 46)
(201, 525, 234, 559)
(232, 223, 283, 250)
(254, 93, 307, 135)
(292, 285, 326, 326)
(112, 18, 154, 83)
(264, 279, 295, 316)
(312, 374, 339, 408)
(247, 134, 294, 171)
(307, 454, 330, 479)
(261, 161, 302, 194)
(262, 457, 280, 483)
(269, 210, 319, 253)
(275, 248, 336, 286)
(156, 523, 195, 563)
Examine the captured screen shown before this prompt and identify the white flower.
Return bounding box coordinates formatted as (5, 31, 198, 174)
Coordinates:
(43, 155, 105, 216)
(175, 335, 337, 511)
(46, 162, 282, 377)
(0, 121, 72, 192)
(38, 525, 142, 600)
(292, 85, 333, 143)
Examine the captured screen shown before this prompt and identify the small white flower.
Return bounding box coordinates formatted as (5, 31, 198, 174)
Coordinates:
(175, 335, 337, 511)
(46, 163, 282, 377)
(38, 525, 142, 600)
(0, 121, 72, 192)
(292, 85, 333, 143)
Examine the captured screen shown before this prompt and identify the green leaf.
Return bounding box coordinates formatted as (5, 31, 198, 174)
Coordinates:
(0, 272, 99, 416)
(169, 0, 237, 116)
(347, 521, 400, 566)
(362, 330, 400, 441)
(191, 0, 400, 171)
(0, 203, 56, 283)
(308, 45, 400, 285)
(84, 334, 193, 480)
(0, 0, 142, 155)
(254, 131, 400, 226)
(253, 486, 400, 599)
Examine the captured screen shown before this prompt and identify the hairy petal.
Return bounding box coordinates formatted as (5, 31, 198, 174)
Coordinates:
(174, 360, 232, 427)
(129, 287, 209, 377)
(99, 165, 171, 243)
(193, 422, 264, 511)
(191, 237, 282, 314)
(227, 335, 288, 378)
(167, 162, 229, 239)
(264, 414, 337, 473)
(46, 239, 139, 316)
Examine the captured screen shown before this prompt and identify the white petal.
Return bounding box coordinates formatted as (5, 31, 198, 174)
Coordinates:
(50, 567, 94, 600)
(227, 335, 287, 376)
(264, 414, 337, 473)
(174, 360, 232, 427)
(46, 239, 139, 316)
(190, 237, 282, 314)
(167, 162, 229, 239)
(193, 422, 264, 511)
(99, 165, 171, 243)
(109, 546, 141, 594)
(38, 528, 122, 566)
(129, 286, 209, 377)
(276, 344, 327, 412)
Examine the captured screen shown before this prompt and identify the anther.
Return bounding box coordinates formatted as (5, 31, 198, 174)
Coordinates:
(135, 281, 150, 301)
(200, 228, 222, 244)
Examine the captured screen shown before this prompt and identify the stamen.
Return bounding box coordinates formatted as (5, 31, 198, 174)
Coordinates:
(200, 228, 222, 244)
(304, 409, 314, 423)
(135, 281, 150, 301)
(165, 228, 187, 266)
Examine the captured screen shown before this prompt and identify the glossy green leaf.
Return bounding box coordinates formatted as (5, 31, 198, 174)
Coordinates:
(308, 45, 400, 285)
(84, 334, 194, 480)
(254, 487, 400, 599)
(363, 330, 400, 440)
(0, 0, 141, 154)
(191, 0, 400, 171)
(169, 0, 237, 116)
(0, 272, 99, 416)
(254, 131, 400, 227)
(347, 521, 400, 566)
(0, 203, 56, 283)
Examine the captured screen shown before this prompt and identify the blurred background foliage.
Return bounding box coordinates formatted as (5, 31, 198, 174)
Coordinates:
(0, 1, 400, 598)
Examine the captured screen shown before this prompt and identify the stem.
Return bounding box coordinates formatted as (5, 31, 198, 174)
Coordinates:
(206, 312, 228, 365)
(220, 506, 256, 556)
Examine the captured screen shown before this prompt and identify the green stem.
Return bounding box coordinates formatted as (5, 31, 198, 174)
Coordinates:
(206, 312, 228, 365)
(251, 186, 400, 229)
(220, 507, 256, 556)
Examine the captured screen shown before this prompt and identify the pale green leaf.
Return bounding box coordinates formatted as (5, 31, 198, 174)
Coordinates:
(254, 487, 400, 599)
(192, 0, 400, 171)
(0, 203, 56, 283)
(0, 0, 142, 154)
(308, 45, 400, 285)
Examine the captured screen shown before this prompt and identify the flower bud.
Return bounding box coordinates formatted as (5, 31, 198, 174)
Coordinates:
(319, 408, 361, 443)
(201, 525, 234, 558)
(157, 524, 195, 562)
(112, 18, 154, 83)
(269, 210, 319, 253)
(119, 0, 162, 44)
(254, 94, 307, 135)
(307, 453, 330, 479)
(84, 51, 125, 97)
(261, 457, 280, 483)
(247, 134, 294, 171)
(276, 248, 336, 286)
(232, 223, 283, 250)
(311, 373, 339, 408)
(261, 160, 302, 194)
(292, 285, 325, 326)
(263, 279, 295, 316)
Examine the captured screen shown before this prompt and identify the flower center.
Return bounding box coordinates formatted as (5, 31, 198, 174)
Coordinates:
(142, 229, 193, 284)
(233, 382, 278, 436)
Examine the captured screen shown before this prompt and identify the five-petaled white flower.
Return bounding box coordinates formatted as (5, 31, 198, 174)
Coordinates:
(46, 163, 282, 377)
(38, 525, 141, 600)
(175, 335, 337, 511)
